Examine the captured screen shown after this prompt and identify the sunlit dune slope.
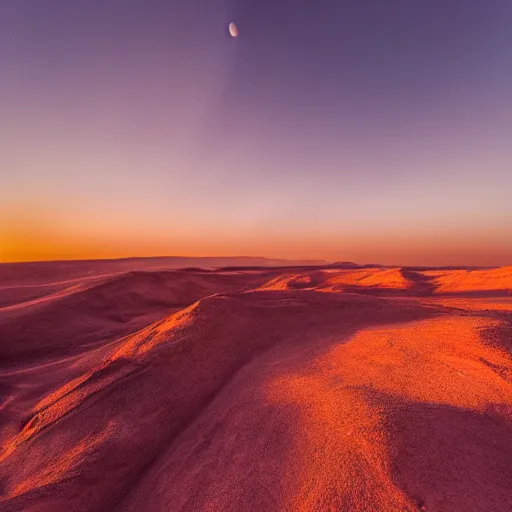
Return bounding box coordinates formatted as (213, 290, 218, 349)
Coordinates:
(0, 264, 511, 512)
(319, 267, 414, 291)
(257, 266, 512, 297)
(423, 266, 512, 294)
(257, 268, 415, 292)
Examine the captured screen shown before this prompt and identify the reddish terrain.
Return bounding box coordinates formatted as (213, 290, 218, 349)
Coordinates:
(1, 260, 511, 511)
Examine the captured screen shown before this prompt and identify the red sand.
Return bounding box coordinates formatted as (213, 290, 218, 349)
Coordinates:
(1, 262, 511, 511)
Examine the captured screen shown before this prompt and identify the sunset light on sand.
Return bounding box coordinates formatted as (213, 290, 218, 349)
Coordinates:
(1, 1, 512, 511)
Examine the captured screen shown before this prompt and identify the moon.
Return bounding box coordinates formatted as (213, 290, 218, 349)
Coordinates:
(228, 22, 238, 38)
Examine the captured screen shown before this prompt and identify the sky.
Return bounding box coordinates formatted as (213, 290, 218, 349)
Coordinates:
(1, 0, 511, 265)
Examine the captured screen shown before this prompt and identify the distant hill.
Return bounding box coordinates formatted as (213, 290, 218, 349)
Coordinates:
(325, 261, 360, 268)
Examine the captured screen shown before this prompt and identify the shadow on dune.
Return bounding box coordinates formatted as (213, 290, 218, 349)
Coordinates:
(435, 290, 512, 298)
(386, 396, 512, 512)
(481, 321, 512, 356)
(399, 269, 436, 295)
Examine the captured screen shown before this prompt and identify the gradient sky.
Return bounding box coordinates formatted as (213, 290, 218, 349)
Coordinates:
(1, 0, 511, 265)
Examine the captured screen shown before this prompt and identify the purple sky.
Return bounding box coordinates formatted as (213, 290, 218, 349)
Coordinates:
(1, 0, 511, 264)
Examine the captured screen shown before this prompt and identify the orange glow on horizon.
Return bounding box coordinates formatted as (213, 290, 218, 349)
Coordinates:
(1, 227, 511, 267)
(1, 205, 511, 266)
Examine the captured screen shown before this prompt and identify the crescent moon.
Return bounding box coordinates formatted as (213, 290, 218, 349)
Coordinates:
(228, 22, 238, 38)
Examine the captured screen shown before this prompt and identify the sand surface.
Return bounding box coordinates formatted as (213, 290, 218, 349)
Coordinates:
(1, 262, 511, 511)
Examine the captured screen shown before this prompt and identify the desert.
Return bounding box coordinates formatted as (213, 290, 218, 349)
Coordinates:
(1, 259, 511, 511)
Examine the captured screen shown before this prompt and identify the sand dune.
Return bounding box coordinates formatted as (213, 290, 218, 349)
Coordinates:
(254, 268, 413, 292)
(422, 267, 512, 294)
(0, 263, 511, 511)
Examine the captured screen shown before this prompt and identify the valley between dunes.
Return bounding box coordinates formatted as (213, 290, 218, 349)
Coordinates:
(1, 261, 512, 511)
